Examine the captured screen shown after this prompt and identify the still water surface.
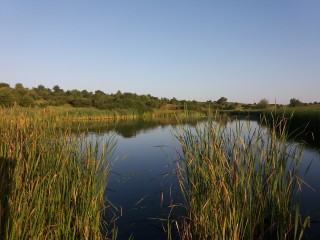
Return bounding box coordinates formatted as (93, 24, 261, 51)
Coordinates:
(85, 118, 320, 239)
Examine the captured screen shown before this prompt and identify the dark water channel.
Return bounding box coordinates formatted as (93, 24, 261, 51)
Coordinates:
(84, 118, 320, 240)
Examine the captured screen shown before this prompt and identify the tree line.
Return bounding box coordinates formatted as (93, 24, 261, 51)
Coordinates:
(0, 82, 212, 114)
(0, 82, 314, 114)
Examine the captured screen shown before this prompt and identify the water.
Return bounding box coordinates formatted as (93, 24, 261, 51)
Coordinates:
(299, 147, 320, 239)
(84, 118, 320, 239)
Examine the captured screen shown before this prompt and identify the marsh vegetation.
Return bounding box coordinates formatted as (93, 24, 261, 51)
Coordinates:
(0, 102, 319, 239)
(0, 108, 117, 239)
(174, 116, 311, 239)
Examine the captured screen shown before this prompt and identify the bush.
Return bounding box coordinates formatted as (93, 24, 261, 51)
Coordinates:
(0, 89, 16, 107)
(19, 95, 35, 107)
(256, 98, 269, 109)
(289, 98, 303, 107)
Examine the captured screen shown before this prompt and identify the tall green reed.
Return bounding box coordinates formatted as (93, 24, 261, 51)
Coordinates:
(0, 108, 117, 239)
(175, 116, 309, 240)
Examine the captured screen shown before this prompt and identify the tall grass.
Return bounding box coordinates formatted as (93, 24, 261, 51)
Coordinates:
(271, 107, 320, 149)
(45, 106, 138, 121)
(0, 108, 117, 239)
(175, 116, 309, 240)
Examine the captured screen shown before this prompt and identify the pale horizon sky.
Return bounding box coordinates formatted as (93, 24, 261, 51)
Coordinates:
(1, 1, 319, 104)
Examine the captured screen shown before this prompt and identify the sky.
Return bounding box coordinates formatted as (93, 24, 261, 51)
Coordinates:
(0, 1, 319, 104)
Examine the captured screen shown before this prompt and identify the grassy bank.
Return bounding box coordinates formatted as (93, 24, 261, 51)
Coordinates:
(270, 107, 320, 149)
(0, 108, 117, 239)
(175, 116, 309, 239)
(10, 106, 206, 122)
(221, 105, 320, 119)
(223, 106, 320, 149)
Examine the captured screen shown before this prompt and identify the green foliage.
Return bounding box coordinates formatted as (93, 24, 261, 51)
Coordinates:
(0, 88, 16, 107)
(269, 106, 320, 149)
(257, 98, 269, 109)
(0, 83, 10, 88)
(70, 97, 92, 107)
(93, 96, 109, 109)
(53, 85, 63, 93)
(289, 98, 303, 107)
(216, 97, 228, 105)
(3, 82, 298, 119)
(19, 95, 35, 107)
(176, 116, 308, 239)
(0, 108, 117, 239)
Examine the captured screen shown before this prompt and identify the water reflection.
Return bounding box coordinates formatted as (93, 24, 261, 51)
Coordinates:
(70, 117, 203, 138)
(82, 117, 320, 239)
(287, 117, 320, 151)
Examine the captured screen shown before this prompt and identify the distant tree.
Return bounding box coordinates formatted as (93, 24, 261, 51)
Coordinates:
(93, 95, 110, 109)
(225, 103, 237, 110)
(0, 82, 10, 88)
(217, 97, 228, 105)
(70, 98, 92, 107)
(28, 89, 40, 100)
(53, 85, 63, 94)
(170, 97, 180, 105)
(95, 90, 105, 96)
(70, 89, 81, 96)
(35, 85, 51, 99)
(19, 95, 35, 107)
(257, 98, 269, 109)
(289, 98, 302, 107)
(115, 90, 122, 99)
(81, 90, 92, 98)
(37, 85, 46, 91)
(14, 83, 27, 95)
(0, 88, 16, 107)
(15, 83, 24, 89)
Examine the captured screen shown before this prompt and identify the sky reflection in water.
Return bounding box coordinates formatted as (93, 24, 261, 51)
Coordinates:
(84, 118, 320, 240)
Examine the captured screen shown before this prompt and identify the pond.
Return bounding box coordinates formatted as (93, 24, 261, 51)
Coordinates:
(84, 118, 320, 240)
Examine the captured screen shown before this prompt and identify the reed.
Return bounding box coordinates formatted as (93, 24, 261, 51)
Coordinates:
(175, 116, 309, 240)
(268, 107, 320, 149)
(0, 108, 117, 239)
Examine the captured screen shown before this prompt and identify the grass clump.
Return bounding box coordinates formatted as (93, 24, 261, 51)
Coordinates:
(175, 116, 309, 240)
(0, 108, 117, 239)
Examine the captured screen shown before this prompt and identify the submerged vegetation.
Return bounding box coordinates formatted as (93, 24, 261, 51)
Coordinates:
(175, 116, 310, 240)
(0, 108, 117, 239)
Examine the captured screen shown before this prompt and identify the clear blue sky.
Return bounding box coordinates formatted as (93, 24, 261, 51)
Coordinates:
(1, 1, 319, 104)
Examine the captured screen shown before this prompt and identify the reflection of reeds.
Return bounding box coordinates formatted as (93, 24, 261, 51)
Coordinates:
(272, 107, 320, 149)
(175, 116, 310, 240)
(0, 108, 117, 239)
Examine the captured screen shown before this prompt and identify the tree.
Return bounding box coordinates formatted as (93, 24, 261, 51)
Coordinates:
(19, 95, 35, 107)
(15, 83, 27, 95)
(70, 97, 92, 107)
(35, 85, 51, 99)
(37, 85, 45, 91)
(95, 90, 105, 96)
(217, 97, 228, 105)
(170, 97, 180, 105)
(81, 90, 91, 98)
(0, 88, 16, 107)
(115, 90, 122, 99)
(257, 98, 269, 109)
(15, 83, 24, 89)
(0, 82, 10, 88)
(289, 98, 302, 107)
(53, 85, 63, 94)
